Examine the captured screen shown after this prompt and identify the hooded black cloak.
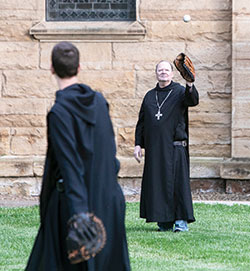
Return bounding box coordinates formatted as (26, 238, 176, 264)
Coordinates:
(135, 81, 199, 223)
(26, 84, 130, 271)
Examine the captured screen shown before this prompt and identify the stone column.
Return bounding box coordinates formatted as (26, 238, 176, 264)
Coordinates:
(232, 0, 250, 158)
(220, 0, 250, 192)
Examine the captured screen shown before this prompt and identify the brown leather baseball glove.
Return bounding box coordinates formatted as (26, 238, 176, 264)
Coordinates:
(66, 212, 106, 264)
(173, 53, 195, 82)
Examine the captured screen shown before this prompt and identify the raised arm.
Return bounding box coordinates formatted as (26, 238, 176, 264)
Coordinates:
(183, 82, 199, 107)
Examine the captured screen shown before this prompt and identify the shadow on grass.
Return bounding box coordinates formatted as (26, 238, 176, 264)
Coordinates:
(127, 225, 158, 232)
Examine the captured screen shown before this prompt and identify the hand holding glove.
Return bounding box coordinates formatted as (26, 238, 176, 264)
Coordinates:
(66, 212, 106, 264)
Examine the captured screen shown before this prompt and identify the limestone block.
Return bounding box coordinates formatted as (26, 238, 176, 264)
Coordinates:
(195, 70, 232, 97)
(118, 177, 141, 198)
(0, 0, 37, 10)
(0, 178, 12, 195)
(226, 180, 250, 194)
(33, 160, 45, 177)
(141, 10, 231, 22)
(233, 20, 250, 42)
(0, 177, 41, 197)
(233, 71, 250, 98)
(0, 10, 38, 21)
(118, 177, 141, 189)
(0, 156, 33, 177)
(0, 98, 46, 115)
(186, 42, 231, 70)
(146, 21, 231, 42)
(117, 127, 135, 156)
(0, 21, 33, 42)
(46, 99, 56, 113)
(190, 97, 231, 113)
(0, 72, 2, 96)
(0, 42, 39, 70)
(140, 0, 231, 11)
(233, 0, 250, 14)
(0, 115, 46, 128)
(189, 112, 231, 128)
(0, 128, 10, 155)
(78, 71, 135, 99)
(112, 42, 185, 70)
(191, 179, 225, 193)
(118, 156, 225, 179)
(189, 127, 230, 145)
(135, 71, 158, 98)
(118, 157, 144, 178)
(140, 0, 231, 20)
(10, 128, 47, 156)
(109, 99, 142, 127)
(232, 131, 250, 158)
(233, 42, 250, 69)
(232, 128, 250, 138)
(190, 157, 223, 178)
(32, 156, 45, 177)
(40, 42, 112, 70)
(189, 127, 231, 157)
(232, 100, 250, 128)
(190, 144, 230, 158)
(37, 0, 45, 11)
(221, 158, 250, 179)
(3, 70, 57, 98)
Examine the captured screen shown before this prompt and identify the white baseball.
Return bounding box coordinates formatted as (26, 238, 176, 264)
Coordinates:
(183, 14, 191, 23)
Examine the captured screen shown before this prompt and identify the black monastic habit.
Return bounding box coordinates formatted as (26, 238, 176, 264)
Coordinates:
(135, 81, 199, 223)
(26, 84, 130, 271)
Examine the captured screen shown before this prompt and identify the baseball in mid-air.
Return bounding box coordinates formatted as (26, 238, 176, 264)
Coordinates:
(183, 14, 191, 23)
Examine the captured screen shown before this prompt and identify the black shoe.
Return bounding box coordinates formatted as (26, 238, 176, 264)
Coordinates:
(157, 222, 173, 232)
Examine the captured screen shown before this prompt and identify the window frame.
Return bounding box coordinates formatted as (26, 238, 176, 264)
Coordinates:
(30, 1, 146, 42)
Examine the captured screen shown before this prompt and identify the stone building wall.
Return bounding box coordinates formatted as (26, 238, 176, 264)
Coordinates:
(0, 0, 249, 198)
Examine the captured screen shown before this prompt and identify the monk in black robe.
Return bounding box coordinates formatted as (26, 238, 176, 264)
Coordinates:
(134, 60, 199, 232)
(25, 42, 130, 270)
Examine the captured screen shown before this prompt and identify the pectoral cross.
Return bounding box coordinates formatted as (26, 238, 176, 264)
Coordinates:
(155, 110, 163, 120)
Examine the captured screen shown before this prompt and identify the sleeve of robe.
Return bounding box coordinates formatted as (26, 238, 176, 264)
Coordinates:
(135, 98, 145, 148)
(48, 111, 89, 217)
(183, 84, 199, 107)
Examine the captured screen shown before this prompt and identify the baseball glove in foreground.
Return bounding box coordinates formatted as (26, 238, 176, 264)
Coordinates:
(66, 212, 106, 264)
(173, 53, 195, 83)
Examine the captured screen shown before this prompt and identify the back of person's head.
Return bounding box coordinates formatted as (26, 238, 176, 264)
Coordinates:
(51, 41, 79, 78)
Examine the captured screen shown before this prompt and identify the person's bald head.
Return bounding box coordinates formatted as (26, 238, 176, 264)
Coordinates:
(155, 60, 173, 73)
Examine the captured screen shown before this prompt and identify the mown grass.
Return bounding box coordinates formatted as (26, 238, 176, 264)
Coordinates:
(0, 206, 39, 271)
(1, 203, 250, 270)
(126, 203, 250, 271)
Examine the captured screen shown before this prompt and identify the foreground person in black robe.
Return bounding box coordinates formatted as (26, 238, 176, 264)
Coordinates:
(25, 42, 130, 270)
(134, 60, 199, 232)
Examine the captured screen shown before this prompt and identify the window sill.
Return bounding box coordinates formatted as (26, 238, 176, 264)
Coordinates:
(29, 21, 146, 42)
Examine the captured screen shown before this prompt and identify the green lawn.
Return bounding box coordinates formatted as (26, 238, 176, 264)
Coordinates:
(126, 203, 250, 271)
(0, 202, 250, 271)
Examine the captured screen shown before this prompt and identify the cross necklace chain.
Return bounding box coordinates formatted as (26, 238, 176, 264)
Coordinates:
(155, 89, 173, 120)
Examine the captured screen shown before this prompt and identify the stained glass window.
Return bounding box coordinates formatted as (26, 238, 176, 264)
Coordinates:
(47, 0, 136, 21)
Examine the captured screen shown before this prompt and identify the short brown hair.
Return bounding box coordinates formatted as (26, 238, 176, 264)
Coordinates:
(51, 41, 79, 78)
